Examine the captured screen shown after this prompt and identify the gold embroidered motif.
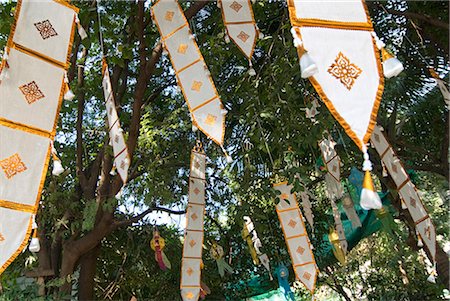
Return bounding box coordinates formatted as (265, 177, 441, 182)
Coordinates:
(288, 219, 297, 228)
(296, 246, 305, 255)
(191, 81, 203, 92)
(165, 11, 175, 21)
(410, 197, 417, 208)
(303, 271, 312, 280)
(229, 1, 243, 12)
(185, 292, 194, 299)
(204, 114, 217, 126)
(0, 153, 27, 179)
(193, 187, 200, 195)
(0, 233, 4, 242)
(424, 226, 431, 240)
(328, 52, 362, 90)
(191, 212, 198, 221)
(34, 20, 58, 40)
(186, 267, 194, 276)
(19, 81, 45, 104)
(189, 239, 196, 247)
(280, 193, 289, 200)
(237, 31, 250, 43)
(178, 44, 188, 54)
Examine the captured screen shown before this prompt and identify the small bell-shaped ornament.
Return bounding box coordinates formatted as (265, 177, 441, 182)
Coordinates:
(248, 61, 256, 76)
(63, 72, 75, 101)
(382, 48, 404, 78)
(417, 235, 424, 247)
(427, 264, 438, 283)
(29, 216, 40, 253)
(51, 143, 65, 176)
(360, 147, 382, 210)
(298, 47, 318, 78)
(75, 14, 88, 40)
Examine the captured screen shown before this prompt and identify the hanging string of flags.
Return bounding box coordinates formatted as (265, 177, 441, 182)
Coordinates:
(273, 182, 318, 294)
(370, 125, 437, 278)
(218, 0, 260, 74)
(151, 0, 226, 148)
(180, 143, 207, 301)
(102, 59, 130, 184)
(0, 0, 79, 275)
(319, 138, 348, 259)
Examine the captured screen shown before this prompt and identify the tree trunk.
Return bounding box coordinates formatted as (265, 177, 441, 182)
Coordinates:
(59, 245, 79, 299)
(78, 244, 101, 300)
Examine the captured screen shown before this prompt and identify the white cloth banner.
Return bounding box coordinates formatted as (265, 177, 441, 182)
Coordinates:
(299, 191, 314, 228)
(274, 182, 318, 293)
(0, 0, 78, 275)
(288, 0, 383, 149)
(219, 0, 258, 59)
(151, 0, 225, 146)
(102, 61, 130, 184)
(181, 148, 206, 301)
(370, 125, 436, 262)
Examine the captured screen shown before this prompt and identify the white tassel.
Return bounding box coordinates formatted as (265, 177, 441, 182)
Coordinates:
(115, 188, 123, 199)
(220, 109, 228, 116)
(248, 67, 256, 76)
(226, 154, 233, 163)
(371, 32, 386, 50)
(224, 34, 230, 44)
(401, 200, 407, 210)
(29, 215, 40, 253)
(417, 236, 424, 247)
(110, 165, 117, 176)
(75, 15, 88, 40)
(64, 86, 75, 101)
(360, 145, 382, 210)
(52, 159, 65, 176)
(192, 124, 198, 132)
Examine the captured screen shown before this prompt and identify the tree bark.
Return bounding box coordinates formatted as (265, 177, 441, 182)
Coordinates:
(78, 245, 101, 301)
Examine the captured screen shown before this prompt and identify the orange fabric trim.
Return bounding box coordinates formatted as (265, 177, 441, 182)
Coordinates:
(0, 200, 36, 213)
(177, 58, 202, 74)
(191, 96, 219, 112)
(0, 215, 33, 275)
(415, 215, 430, 225)
(0, 118, 52, 139)
(12, 44, 67, 69)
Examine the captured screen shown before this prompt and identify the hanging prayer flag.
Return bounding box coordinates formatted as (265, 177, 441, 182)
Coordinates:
(370, 125, 436, 263)
(180, 143, 207, 301)
(429, 68, 450, 108)
(219, 0, 258, 60)
(151, 0, 226, 146)
(288, 0, 383, 150)
(150, 229, 171, 271)
(299, 191, 314, 228)
(210, 242, 234, 277)
(0, 0, 78, 275)
(319, 138, 348, 254)
(243, 216, 273, 280)
(102, 60, 130, 183)
(274, 182, 318, 294)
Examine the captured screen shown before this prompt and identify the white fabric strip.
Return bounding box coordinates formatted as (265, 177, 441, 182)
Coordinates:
(274, 182, 318, 293)
(0, 0, 78, 275)
(370, 125, 436, 262)
(102, 62, 130, 184)
(220, 0, 258, 59)
(299, 191, 314, 228)
(151, 0, 225, 145)
(320, 138, 348, 253)
(181, 149, 206, 301)
(243, 216, 272, 279)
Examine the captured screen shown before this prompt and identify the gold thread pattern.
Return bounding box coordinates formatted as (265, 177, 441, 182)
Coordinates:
(0, 153, 27, 179)
(230, 1, 243, 12)
(237, 31, 250, 42)
(165, 11, 175, 21)
(19, 81, 45, 104)
(327, 52, 362, 90)
(204, 114, 217, 126)
(34, 20, 58, 40)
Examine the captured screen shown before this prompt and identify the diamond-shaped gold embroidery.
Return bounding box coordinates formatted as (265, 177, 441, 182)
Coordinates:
(296, 246, 305, 255)
(186, 291, 195, 299)
(19, 81, 45, 104)
(230, 1, 243, 12)
(178, 44, 188, 54)
(391, 163, 398, 173)
(193, 187, 200, 195)
(191, 213, 198, 221)
(237, 31, 250, 43)
(332, 165, 337, 172)
(194, 161, 200, 169)
(204, 114, 217, 126)
(280, 193, 289, 200)
(0, 233, 4, 242)
(410, 197, 417, 208)
(424, 226, 431, 240)
(303, 271, 311, 280)
(189, 239, 196, 247)
(328, 52, 362, 90)
(374, 133, 380, 142)
(191, 80, 203, 92)
(186, 267, 194, 276)
(34, 20, 58, 40)
(288, 219, 297, 228)
(165, 11, 175, 21)
(0, 153, 27, 179)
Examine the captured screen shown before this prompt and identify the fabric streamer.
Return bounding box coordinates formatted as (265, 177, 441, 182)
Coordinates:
(151, 0, 226, 146)
(210, 241, 234, 277)
(180, 143, 207, 301)
(218, 0, 259, 71)
(299, 191, 314, 228)
(275, 263, 295, 301)
(288, 0, 393, 210)
(0, 0, 78, 275)
(341, 194, 362, 229)
(243, 216, 273, 280)
(429, 68, 450, 108)
(370, 125, 437, 275)
(319, 138, 348, 255)
(102, 60, 130, 184)
(273, 182, 318, 294)
(150, 229, 171, 271)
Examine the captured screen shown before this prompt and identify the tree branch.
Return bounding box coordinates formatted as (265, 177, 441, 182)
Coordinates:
(113, 206, 186, 228)
(384, 8, 449, 30)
